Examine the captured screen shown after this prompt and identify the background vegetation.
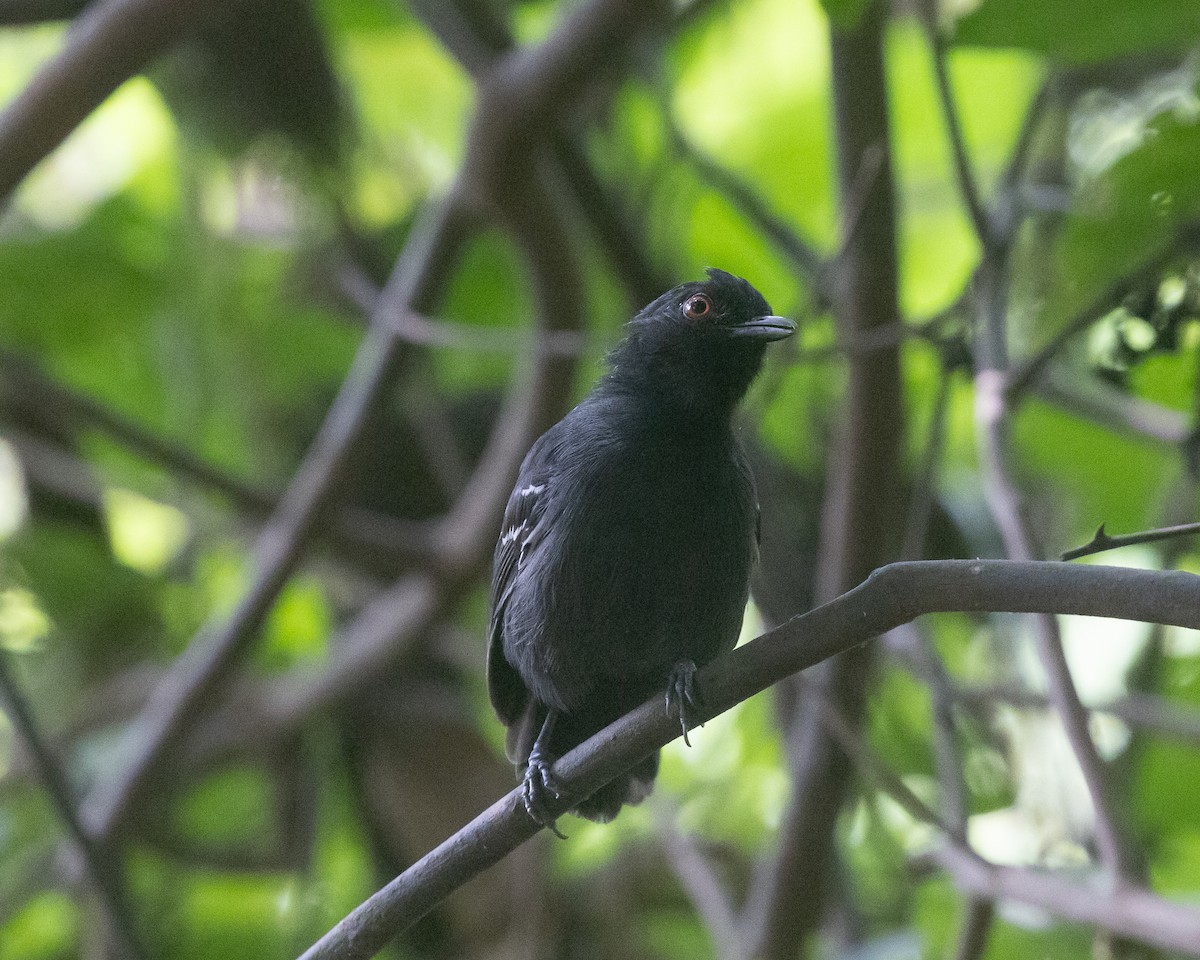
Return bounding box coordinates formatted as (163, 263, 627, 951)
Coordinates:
(2, 0, 1200, 958)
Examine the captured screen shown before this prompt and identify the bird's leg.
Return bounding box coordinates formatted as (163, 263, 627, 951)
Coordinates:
(523, 708, 567, 839)
(665, 659, 703, 747)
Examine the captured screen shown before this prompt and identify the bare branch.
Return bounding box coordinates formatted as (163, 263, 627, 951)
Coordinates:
(954, 682, 1200, 748)
(655, 811, 745, 960)
(296, 558, 1200, 960)
(932, 844, 1200, 955)
(799, 672, 953, 833)
(916, 0, 993, 248)
(336, 264, 592, 357)
(409, 0, 672, 305)
(952, 899, 995, 960)
(992, 80, 1054, 238)
(1062, 520, 1200, 561)
(0, 653, 145, 959)
(80, 198, 468, 840)
(1033, 367, 1192, 447)
(890, 624, 971, 838)
(976, 369, 1139, 880)
(0, 0, 235, 205)
(748, 4, 905, 955)
(0, 348, 436, 572)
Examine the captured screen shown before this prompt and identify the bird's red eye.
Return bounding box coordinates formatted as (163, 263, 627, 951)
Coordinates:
(683, 294, 713, 320)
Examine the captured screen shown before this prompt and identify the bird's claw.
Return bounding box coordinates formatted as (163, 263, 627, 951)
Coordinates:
(665, 659, 703, 747)
(522, 756, 567, 839)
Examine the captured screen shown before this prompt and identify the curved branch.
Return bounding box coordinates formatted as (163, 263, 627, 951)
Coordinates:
(0, 0, 234, 205)
(297, 559, 1200, 960)
(80, 199, 467, 840)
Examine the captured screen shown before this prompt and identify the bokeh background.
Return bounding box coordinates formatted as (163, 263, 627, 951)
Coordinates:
(2, 0, 1200, 958)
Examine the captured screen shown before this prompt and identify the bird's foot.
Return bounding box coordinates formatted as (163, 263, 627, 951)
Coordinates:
(522, 754, 567, 839)
(665, 659, 703, 747)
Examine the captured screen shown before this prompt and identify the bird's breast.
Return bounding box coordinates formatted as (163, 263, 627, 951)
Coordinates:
(504, 429, 757, 710)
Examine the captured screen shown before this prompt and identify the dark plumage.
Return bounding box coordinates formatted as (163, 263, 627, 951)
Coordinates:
(487, 268, 795, 829)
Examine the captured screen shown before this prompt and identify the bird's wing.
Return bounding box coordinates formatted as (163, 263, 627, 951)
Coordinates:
(487, 432, 557, 725)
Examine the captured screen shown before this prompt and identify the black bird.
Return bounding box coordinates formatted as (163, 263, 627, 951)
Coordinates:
(487, 268, 795, 830)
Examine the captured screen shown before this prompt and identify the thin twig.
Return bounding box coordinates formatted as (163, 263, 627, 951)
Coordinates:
(295, 558, 1200, 960)
(953, 681, 1200, 747)
(667, 121, 827, 287)
(0, 347, 437, 572)
(952, 899, 995, 960)
(1005, 224, 1200, 400)
(917, 0, 993, 248)
(931, 844, 1200, 954)
(798, 672, 953, 834)
(1062, 520, 1200, 561)
(336, 264, 593, 356)
(410, 0, 672, 305)
(992, 80, 1054, 238)
(902, 364, 952, 561)
(0, 653, 145, 959)
(891, 624, 971, 838)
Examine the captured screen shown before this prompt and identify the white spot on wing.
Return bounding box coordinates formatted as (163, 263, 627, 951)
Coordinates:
(500, 520, 527, 546)
(518, 483, 545, 497)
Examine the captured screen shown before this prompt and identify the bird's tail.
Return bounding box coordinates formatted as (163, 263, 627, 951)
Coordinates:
(570, 752, 659, 822)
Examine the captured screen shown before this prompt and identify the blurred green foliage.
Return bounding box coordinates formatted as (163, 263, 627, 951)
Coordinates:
(0, 1, 1199, 959)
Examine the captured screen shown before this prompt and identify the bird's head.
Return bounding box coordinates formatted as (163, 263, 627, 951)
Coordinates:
(603, 268, 796, 421)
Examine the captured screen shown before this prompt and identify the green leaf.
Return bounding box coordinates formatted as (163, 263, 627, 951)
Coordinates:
(0, 891, 78, 960)
(954, 0, 1200, 64)
(1031, 105, 1200, 372)
(1137, 741, 1200, 831)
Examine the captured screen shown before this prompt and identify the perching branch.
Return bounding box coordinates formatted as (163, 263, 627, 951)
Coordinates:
(295, 559, 1200, 960)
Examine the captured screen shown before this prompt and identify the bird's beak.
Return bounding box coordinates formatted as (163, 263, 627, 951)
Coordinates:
(730, 315, 797, 341)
